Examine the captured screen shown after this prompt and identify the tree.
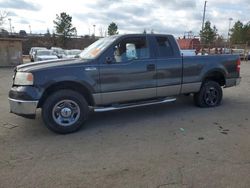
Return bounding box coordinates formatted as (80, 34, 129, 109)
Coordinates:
(45, 28, 51, 37)
(108, 22, 118, 36)
(230, 21, 244, 44)
(214, 35, 225, 47)
(53, 12, 76, 46)
(0, 10, 8, 28)
(242, 22, 250, 45)
(230, 20, 250, 45)
(200, 21, 217, 46)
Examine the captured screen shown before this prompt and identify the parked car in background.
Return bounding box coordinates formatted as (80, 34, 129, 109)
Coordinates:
(197, 52, 209, 56)
(232, 49, 245, 60)
(51, 47, 66, 59)
(243, 51, 250, 60)
(222, 48, 231, 54)
(181, 49, 196, 56)
(29, 47, 47, 62)
(51, 47, 63, 51)
(65, 49, 82, 58)
(34, 50, 58, 62)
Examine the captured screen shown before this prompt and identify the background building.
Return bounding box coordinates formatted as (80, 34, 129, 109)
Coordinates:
(0, 38, 23, 66)
(177, 38, 201, 51)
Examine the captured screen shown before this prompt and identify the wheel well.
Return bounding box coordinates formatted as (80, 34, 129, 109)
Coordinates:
(203, 71, 225, 86)
(38, 81, 94, 108)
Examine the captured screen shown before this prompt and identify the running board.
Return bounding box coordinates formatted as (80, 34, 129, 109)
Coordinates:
(93, 98, 176, 112)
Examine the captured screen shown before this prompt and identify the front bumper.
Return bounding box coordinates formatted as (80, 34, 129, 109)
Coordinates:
(9, 98, 38, 119)
(225, 77, 241, 88)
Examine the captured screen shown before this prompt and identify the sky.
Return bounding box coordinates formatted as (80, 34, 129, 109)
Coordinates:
(0, 0, 249, 37)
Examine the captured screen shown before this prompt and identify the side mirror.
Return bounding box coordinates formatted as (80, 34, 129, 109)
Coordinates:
(106, 57, 113, 64)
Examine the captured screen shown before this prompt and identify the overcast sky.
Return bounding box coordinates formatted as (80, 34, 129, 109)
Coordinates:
(0, 0, 249, 37)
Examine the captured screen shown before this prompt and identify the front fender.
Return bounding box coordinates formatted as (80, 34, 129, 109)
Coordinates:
(33, 65, 99, 93)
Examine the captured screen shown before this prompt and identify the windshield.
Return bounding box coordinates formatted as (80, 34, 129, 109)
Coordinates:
(31, 47, 46, 53)
(37, 50, 53, 56)
(79, 36, 118, 59)
(57, 50, 66, 55)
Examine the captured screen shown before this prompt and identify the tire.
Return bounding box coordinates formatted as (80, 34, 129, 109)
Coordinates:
(42, 89, 89, 134)
(194, 81, 222, 107)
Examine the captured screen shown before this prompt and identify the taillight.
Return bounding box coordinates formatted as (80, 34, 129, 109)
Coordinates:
(236, 58, 241, 73)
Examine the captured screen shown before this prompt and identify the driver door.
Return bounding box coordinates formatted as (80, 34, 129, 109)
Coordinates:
(99, 36, 157, 105)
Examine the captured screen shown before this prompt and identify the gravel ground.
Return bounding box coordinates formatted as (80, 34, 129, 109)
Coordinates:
(0, 62, 250, 188)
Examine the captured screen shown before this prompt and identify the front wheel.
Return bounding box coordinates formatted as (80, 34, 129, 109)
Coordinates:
(194, 81, 223, 107)
(42, 90, 89, 134)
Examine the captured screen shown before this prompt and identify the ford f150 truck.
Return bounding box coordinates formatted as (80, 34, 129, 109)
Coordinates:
(9, 34, 241, 134)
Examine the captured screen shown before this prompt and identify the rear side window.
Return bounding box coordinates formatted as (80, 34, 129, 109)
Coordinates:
(156, 37, 174, 57)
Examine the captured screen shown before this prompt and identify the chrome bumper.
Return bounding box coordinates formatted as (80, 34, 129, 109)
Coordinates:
(9, 98, 38, 116)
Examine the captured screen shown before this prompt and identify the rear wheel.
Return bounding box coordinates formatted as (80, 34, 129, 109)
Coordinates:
(194, 81, 222, 107)
(42, 90, 89, 134)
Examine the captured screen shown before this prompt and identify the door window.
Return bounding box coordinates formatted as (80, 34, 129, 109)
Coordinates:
(113, 37, 149, 63)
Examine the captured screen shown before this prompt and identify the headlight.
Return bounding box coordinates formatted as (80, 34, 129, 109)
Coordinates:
(14, 72, 34, 86)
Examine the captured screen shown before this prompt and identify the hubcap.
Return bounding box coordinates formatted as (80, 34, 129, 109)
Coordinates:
(61, 107, 72, 118)
(52, 100, 80, 126)
(204, 86, 219, 106)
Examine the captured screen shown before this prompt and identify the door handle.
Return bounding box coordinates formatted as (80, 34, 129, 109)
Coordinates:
(147, 64, 155, 71)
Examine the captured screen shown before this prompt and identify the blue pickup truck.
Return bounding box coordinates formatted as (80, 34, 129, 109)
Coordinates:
(9, 34, 241, 133)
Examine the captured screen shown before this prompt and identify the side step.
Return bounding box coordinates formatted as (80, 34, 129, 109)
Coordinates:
(93, 97, 176, 112)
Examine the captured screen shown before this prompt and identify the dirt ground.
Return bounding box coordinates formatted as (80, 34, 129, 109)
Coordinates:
(0, 62, 250, 188)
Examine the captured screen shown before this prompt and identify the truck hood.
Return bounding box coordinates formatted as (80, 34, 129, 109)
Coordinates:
(16, 58, 92, 72)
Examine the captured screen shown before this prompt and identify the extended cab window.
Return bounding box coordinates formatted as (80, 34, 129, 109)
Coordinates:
(156, 37, 174, 57)
(113, 37, 149, 63)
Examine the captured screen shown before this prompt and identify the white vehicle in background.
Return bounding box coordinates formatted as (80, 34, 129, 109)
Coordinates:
(232, 49, 245, 60)
(181, 49, 196, 56)
(222, 48, 231, 54)
(51, 47, 66, 59)
(29, 47, 47, 62)
(34, 50, 58, 62)
(197, 52, 209, 56)
(64, 49, 82, 59)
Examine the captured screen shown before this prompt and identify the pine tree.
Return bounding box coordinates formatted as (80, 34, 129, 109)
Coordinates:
(108, 22, 118, 36)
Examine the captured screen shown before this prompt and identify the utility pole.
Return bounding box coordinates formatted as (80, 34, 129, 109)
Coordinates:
(201, 1, 207, 54)
(201, 1, 207, 31)
(8, 18, 12, 34)
(100, 27, 104, 37)
(227, 18, 233, 48)
(29, 25, 31, 34)
(93, 24, 96, 37)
